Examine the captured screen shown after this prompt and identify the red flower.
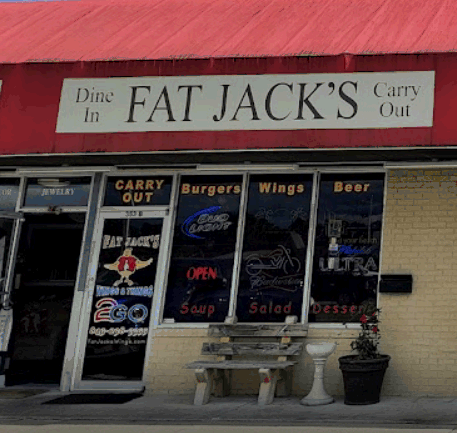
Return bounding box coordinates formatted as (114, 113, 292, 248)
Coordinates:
(263, 377, 270, 383)
(372, 326, 378, 333)
(360, 314, 368, 323)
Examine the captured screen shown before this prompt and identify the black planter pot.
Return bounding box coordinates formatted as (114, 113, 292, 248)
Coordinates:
(338, 355, 390, 405)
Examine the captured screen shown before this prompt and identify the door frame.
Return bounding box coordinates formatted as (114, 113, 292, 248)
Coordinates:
(0, 212, 24, 308)
(71, 209, 171, 391)
(0, 212, 24, 362)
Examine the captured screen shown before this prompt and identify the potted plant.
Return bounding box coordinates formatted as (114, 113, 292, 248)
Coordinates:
(338, 307, 390, 405)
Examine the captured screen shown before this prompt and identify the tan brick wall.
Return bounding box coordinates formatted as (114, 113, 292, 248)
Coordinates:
(143, 328, 214, 395)
(378, 169, 457, 397)
(145, 169, 457, 397)
(144, 327, 358, 397)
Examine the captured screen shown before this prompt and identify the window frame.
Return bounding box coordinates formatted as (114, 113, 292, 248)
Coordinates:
(98, 166, 387, 330)
(307, 167, 386, 330)
(159, 169, 319, 327)
(233, 171, 317, 324)
(161, 172, 245, 324)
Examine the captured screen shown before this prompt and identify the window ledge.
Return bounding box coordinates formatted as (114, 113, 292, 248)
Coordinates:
(309, 323, 362, 330)
(208, 323, 309, 338)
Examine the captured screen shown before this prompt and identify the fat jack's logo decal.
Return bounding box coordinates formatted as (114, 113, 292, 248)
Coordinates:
(104, 248, 153, 286)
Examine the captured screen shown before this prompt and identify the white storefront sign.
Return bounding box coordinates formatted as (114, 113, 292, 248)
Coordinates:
(56, 72, 435, 133)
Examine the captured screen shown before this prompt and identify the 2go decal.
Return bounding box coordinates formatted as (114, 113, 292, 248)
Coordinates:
(94, 297, 149, 324)
(94, 298, 117, 322)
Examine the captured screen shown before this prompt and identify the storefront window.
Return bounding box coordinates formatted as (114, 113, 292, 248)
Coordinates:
(159, 170, 385, 325)
(24, 177, 91, 207)
(0, 179, 20, 211)
(104, 176, 172, 206)
(162, 175, 243, 323)
(309, 173, 385, 323)
(236, 174, 313, 322)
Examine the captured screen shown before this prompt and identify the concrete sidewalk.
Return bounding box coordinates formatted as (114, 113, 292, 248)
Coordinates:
(0, 389, 456, 428)
(0, 428, 455, 433)
(0, 428, 456, 433)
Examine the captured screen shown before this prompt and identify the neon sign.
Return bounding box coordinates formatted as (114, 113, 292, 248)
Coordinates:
(181, 205, 222, 239)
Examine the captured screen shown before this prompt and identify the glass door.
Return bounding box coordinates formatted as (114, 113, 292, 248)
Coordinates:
(7, 213, 85, 385)
(73, 210, 169, 391)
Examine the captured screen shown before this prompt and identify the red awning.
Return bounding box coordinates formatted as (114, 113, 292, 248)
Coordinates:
(0, 0, 456, 64)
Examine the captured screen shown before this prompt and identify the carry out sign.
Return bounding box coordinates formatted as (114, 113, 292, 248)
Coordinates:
(56, 72, 435, 133)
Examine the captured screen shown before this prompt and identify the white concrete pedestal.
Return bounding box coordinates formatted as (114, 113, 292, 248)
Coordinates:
(301, 342, 337, 406)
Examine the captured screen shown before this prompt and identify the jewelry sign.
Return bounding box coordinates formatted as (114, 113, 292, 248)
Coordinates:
(56, 72, 435, 133)
(82, 217, 162, 381)
(0, 179, 20, 211)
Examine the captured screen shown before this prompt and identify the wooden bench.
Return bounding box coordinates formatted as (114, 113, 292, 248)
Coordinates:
(186, 332, 303, 405)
